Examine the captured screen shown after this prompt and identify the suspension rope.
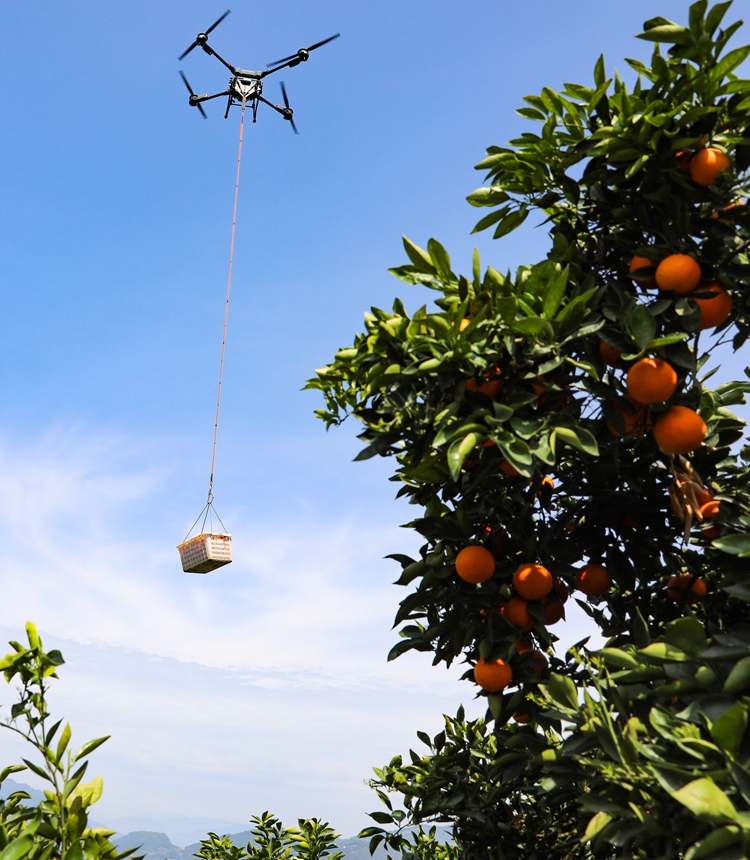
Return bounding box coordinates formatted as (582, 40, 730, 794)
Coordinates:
(208, 104, 246, 501)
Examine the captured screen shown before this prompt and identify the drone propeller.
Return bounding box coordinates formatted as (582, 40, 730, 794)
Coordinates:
(179, 71, 207, 118)
(267, 33, 340, 69)
(280, 82, 298, 133)
(179, 10, 231, 60)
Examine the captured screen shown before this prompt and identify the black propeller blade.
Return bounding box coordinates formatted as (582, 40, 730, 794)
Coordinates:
(267, 33, 340, 68)
(179, 10, 231, 60)
(179, 71, 207, 118)
(280, 81, 298, 133)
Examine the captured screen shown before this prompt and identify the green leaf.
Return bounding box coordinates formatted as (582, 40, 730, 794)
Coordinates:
(555, 288, 597, 323)
(705, 1, 732, 36)
(0, 836, 34, 860)
(636, 24, 695, 45)
(401, 237, 435, 272)
(427, 239, 453, 283)
(466, 187, 510, 207)
(547, 673, 578, 709)
(599, 648, 640, 668)
(493, 205, 529, 239)
(25, 623, 39, 651)
(672, 778, 739, 824)
(551, 426, 599, 457)
(582, 811, 611, 842)
(714, 46, 750, 80)
(472, 207, 509, 234)
(664, 618, 707, 655)
(710, 702, 748, 757)
(713, 534, 750, 556)
(73, 736, 109, 763)
(70, 775, 103, 807)
(723, 656, 750, 695)
(543, 266, 569, 319)
(630, 306, 657, 350)
(685, 826, 742, 860)
(447, 433, 479, 481)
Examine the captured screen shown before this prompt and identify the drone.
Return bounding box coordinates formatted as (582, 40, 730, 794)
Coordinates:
(178, 10, 340, 128)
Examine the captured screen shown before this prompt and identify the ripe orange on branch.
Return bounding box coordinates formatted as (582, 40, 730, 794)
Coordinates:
(575, 563, 612, 597)
(501, 598, 533, 631)
(689, 147, 730, 186)
(515, 641, 548, 678)
(655, 254, 702, 294)
(626, 358, 677, 404)
(513, 563, 553, 601)
(667, 574, 707, 603)
(473, 658, 513, 692)
(607, 395, 652, 438)
(653, 406, 706, 455)
(629, 254, 657, 289)
(689, 283, 732, 330)
(455, 546, 495, 583)
(599, 341, 623, 366)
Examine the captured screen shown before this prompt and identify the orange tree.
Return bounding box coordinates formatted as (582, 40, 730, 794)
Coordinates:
(308, 3, 750, 859)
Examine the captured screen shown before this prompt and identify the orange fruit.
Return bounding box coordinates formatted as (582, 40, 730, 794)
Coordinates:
(543, 599, 565, 625)
(501, 598, 533, 631)
(626, 358, 678, 404)
(700, 499, 720, 519)
(653, 406, 706, 455)
(513, 563, 553, 601)
(473, 658, 513, 692)
(689, 147, 731, 186)
(575, 563, 612, 597)
(466, 368, 502, 397)
(553, 578, 569, 604)
(655, 254, 702, 294)
(500, 460, 521, 476)
(458, 318, 471, 331)
(629, 255, 657, 289)
(513, 711, 531, 724)
(667, 574, 707, 603)
(599, 341, 623, 366)
(455, 546, 495, 584)
(694, 485, 714, 507)
(607, 395, 652, 438)
(689, 283, 732, 331)
(514, 641, 547, 677)
(466, 378, 502, 397)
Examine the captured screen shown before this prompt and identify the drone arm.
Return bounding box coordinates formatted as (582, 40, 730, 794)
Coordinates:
(193, 89, 233, 104)
(256, 94, 288, 117)
(202, 44, 237, 74)
(261, 59, 299, 78)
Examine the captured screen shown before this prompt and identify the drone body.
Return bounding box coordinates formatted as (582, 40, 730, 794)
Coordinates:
(178, 10, 339, 127)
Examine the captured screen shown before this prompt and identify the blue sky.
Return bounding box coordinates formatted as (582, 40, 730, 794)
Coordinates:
(1, 0, 749, 843)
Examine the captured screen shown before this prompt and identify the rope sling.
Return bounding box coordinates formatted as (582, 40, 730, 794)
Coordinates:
(177, 106, 246, 573)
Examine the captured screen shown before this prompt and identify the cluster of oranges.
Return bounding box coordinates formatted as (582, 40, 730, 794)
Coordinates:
(606, 353, 707, 455)
(458, 543, 709, 693)
(455, 545, 614, 693)
(627, 251, 733, 331)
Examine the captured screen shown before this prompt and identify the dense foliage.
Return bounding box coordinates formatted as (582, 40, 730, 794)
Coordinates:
(308, 3, 750, 858)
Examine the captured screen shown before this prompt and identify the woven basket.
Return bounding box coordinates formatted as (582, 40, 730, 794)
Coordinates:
(177, 532, 232, 574)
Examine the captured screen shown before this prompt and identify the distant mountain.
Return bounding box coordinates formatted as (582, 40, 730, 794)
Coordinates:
(0, 779, 47, 804)
(106, 816, 249, 848)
